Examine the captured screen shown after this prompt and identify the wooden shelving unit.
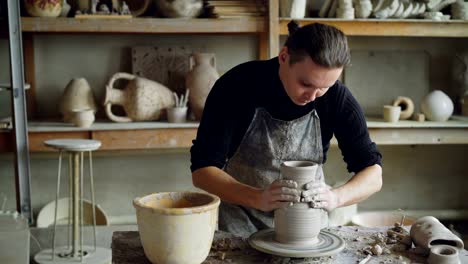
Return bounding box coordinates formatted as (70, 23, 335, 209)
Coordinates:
(2, 6, 468, 153)
(21, 17, 267, 34)
(279, 18, 468, 37)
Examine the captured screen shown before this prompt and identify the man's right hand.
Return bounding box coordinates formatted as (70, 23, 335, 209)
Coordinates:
(257, 179, 301, 212)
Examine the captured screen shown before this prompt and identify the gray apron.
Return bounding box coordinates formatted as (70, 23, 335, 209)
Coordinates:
(219, 107, 326, 238)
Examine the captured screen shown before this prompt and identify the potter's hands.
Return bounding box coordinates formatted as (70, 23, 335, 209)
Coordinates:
(257, 180, 301, 212)
(301, 182, 339, 212)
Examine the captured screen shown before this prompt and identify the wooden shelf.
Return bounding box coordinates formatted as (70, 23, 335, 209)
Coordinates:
(0, 121, 198, 152)
(1, 119, 467, 152)
(21, 17, 266, 34)
(279, 18, 468, 37)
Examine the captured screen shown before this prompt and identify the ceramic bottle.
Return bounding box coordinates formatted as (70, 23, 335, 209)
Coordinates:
(186, 53, 219, 120)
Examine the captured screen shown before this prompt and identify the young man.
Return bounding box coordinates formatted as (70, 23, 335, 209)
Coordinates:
(190, 22, 382, 238)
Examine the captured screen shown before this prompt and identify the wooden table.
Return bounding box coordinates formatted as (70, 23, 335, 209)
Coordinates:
(112, 226, 468, 264)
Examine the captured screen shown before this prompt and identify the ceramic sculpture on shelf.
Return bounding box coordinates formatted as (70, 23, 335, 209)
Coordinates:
(280, 0, 307, 18)
(25, 0, 62, 17)
(59, 78, 97, 123)
(104, 72, 175, 122)
(186, 53, 219, 120)
(154, 0, 203, 18)
(420, 90, 454, 122)
(452, 51, 468, 115)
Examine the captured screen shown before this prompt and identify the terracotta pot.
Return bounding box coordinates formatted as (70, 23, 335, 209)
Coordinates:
(186, 53, 219, 120)
(420, 90, 454, 122)
(133, 192, 220, 264)
(60, 78, 97, 123)
(104, 72, 175, 122)
(274, 161, 322, 246)
(25, 0, 62, 17)
(410, 216, 464, 250)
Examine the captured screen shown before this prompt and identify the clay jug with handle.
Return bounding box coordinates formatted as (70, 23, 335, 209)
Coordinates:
(104, 72, 175, 122)
(186, 53, 219, 120)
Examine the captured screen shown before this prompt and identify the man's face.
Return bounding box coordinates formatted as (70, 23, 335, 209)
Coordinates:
(278, 47, 343, 106)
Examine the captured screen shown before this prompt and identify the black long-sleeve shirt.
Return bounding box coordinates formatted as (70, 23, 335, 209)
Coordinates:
(190, 57, 382, 173)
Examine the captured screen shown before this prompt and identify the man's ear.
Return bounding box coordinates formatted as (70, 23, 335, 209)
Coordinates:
(278, 47, 288, 64)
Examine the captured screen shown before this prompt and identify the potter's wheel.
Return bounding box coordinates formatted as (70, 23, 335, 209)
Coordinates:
(248, 228, 345, 258)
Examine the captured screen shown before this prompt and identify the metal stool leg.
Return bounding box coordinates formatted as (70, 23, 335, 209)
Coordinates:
(89, 150, 97, 253)
(52, 150, 63, 260)
(67, 154, 72, 251)
(80, 151, 84, 262)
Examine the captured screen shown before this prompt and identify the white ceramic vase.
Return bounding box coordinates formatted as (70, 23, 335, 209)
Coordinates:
(280, 0, 307, 18)
(104, 72, 175, 122)
(154, 0, 203, 18)
(133, 192, 220, 264)
(186, 53, 219, 120)
(60, 78, 97, 123)
(420, 90, 454, 121)
(274, 161, 322, 246)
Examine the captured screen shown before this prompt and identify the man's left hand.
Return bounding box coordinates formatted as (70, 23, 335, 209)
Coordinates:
(301, 182, 340, 212)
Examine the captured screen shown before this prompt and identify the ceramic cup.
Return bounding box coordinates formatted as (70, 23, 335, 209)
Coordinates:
(167, 107, 188, 123)
(71, 109, 95, 128)
(274, 161, 322, 246)
(383, 105, 401, 123)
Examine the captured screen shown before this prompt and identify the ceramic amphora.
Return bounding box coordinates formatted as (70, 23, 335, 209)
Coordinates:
(186, 53, 219, 120)
(60, 78, 97, 123)
(274, 161, 322, 246)
(104, 72, 175, 122)
(410, 216, 464, 251)
(25, 0, 62, 17)
(420, 90, 454, 121)
(133, 192, 220, 264)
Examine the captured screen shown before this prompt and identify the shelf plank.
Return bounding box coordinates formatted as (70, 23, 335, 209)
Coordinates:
(279, 18, 468, 37)
(1, 119, 468, 152)
(21, 17, 266, 34)
(92, 128, 197, 150)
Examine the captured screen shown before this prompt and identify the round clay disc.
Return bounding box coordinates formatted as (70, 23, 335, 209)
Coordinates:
(248, 228, 346, 258)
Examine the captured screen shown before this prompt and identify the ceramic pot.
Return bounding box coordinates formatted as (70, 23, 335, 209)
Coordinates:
(133, 192, 220, 264)
(186, 53, 219, 120)
(410, 216, 464, 250)
(25, 0, 62, 17)
(60, 78, 97, 123)
(420, 90, 454, 121)
(427, 245, 461, 264)
(167, 107, 188, 123)
(71, 109, 95, 128)
(104, 72, 175, 122)
(383, 105, 401, 123)
(274, 161, 322, 246)
(280, 0, 307, 18)
(154, 0, 203, 18)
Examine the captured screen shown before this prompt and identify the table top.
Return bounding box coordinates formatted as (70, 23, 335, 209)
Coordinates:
(44, 139, 101, 151)
(112, 226, 468, 264)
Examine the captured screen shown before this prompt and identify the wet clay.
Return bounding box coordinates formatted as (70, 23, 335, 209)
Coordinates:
(275, 161, 321, 245)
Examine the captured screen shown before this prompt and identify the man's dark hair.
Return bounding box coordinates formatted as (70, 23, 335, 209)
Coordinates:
(285, 21, 351, 68)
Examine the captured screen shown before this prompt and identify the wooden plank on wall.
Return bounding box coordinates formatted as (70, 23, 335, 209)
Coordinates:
(268, 0, 279, 58)
(92, 128, 198, 150)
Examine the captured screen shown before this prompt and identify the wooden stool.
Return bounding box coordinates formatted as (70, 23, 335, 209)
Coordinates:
(35, 139, 111, 264)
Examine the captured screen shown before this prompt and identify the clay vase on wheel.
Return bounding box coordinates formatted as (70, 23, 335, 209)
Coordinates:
(104, 72, 175, 122)
(275, 161, 322, 246)
(186, 53, 219, 120)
